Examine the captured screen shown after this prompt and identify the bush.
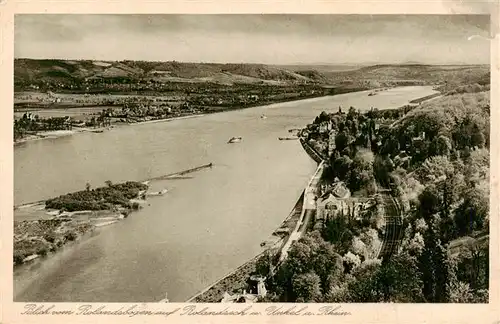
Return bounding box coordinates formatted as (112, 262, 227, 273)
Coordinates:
(65, 231, 77, 241)
(38, 247, 48, 257)
(13, 252, 25, 265)
(44, 232, 56, 243)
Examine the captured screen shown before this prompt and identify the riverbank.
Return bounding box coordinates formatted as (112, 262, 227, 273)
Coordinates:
(129, 114, 205, 126)
(14, 113, 207, 144)
(13, 87, 371, 145)
(408, 92, 442, 104)
(14, 127, 111, 145)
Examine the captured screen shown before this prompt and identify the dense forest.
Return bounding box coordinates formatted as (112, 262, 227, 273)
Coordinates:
(256, 89, 490, 303)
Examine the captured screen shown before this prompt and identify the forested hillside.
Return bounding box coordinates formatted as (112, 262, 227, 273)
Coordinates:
(258, 89, 490, 303)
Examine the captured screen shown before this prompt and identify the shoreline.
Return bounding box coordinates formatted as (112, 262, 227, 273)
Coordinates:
(129, 114, 205, 126)
(13, 127, 111, 145)
(13, 85, 431, 146)
(13, 88, 374, 146)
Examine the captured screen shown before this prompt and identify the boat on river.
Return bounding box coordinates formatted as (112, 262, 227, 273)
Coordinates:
(260, 114, 267, 119)
(147, 189, 169, 196)
(278, 137, 299, 141)
(227, 136, 242, 144)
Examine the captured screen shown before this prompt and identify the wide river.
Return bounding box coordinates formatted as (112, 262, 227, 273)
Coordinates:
(14, 86, 437, 302)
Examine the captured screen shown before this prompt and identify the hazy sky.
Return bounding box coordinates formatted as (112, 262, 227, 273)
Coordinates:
(15, 14, 490, 64)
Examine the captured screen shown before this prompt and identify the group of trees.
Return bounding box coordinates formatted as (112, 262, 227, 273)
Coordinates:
(14, 113, 72, 140)
(259, 231, 423, 303)
(274, 88, 490, 303)
(377, 93, 490, 302)
(308, 107, 380, 195)
(45, 181, 147, 212)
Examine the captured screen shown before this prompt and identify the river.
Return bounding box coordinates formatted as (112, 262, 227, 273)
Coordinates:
(13, 86, 437, 302)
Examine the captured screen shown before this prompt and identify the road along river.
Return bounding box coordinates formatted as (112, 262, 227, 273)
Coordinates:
(14, 86, 437, 302)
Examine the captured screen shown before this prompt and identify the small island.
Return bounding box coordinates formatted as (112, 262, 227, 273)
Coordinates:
(14, 181, 149, 266)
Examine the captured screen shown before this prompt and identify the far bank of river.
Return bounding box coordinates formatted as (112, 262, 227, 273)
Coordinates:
(14, 89, 356, 145)
(14, 85, 438, 302)
(13, 86, 399, 145)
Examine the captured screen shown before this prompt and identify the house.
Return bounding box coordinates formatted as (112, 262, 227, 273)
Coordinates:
(316, 195, 350, 222)
(316, 180, 377, 224)
(319, 122, 329, 134)
(315, 181, 351, 222)
(220, 276, 267, 303)
(250, 275, 267, 297)
(23, 112, 36, 121)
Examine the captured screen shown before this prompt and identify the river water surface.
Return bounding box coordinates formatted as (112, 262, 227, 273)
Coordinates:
(14, 86, 437, 302)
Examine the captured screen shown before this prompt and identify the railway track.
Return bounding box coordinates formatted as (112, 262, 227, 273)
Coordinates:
(377, 189, 404, 260)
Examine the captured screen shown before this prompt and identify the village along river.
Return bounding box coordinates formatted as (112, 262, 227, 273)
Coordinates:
(14, 86, 437, 302)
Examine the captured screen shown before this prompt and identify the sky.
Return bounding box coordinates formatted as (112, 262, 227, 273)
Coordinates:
(14, 14, 491, 65)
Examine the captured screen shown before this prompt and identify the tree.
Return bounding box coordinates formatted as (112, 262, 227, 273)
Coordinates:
(381, 136, 400, 156)
(408, 232, 425, 256)
(376, 252, 425, 302)
(335, 132, 349, 153)
(322, 215, 353, 254)
(105, 180, 113, 187)
(447, 281, 475, 303)
(349, 150, 375, 192)
(464, 148, 489, 186)
(453, 115, 486, 150)
(374, 155, 393, 186)
(313, 241, 344, 291)
(430, 134, 452, 157)
(418, 185, 441, 219)
(343, 252, 361, 273)
(418, 215, 448, 302)
(347, 259, 383, 302)
(455, 237, 489, 292)
(324, 282, 351, 302)
(282, 238, 318, 290)
(347, 106, 357, 120)
(454, 187, 489, 236)
(332, 155, 353, 181)
(446, 254, 477, 303)
(314, 111, 330, 124)
(292, 272, 322, 302)
(417, 155, 454, 183)
(85, 182, 91, 192)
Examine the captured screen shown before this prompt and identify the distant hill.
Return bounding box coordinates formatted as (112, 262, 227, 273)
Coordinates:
(14, 59, 321, 86)
(322, 64, 490, 88)
(14, 59, 490, 89)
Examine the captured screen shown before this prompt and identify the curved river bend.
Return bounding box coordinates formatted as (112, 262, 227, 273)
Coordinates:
(14, 86, 437, 302)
